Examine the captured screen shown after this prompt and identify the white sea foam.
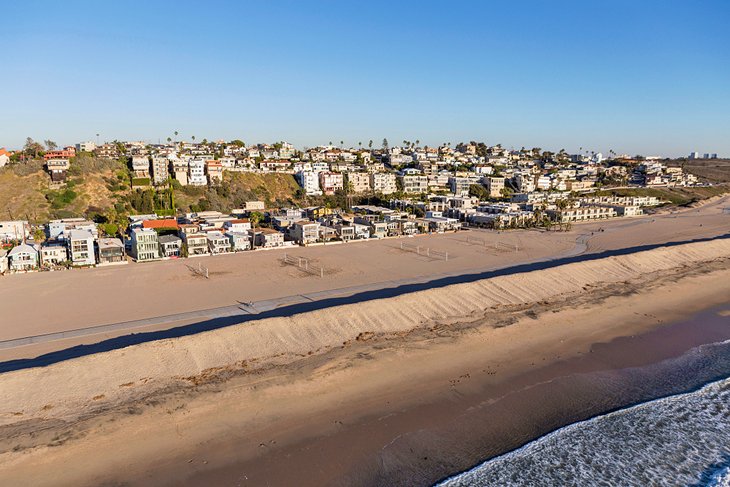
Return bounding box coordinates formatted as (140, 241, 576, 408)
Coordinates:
(439, 375, 730, 487)
(708, 466, 730, 487)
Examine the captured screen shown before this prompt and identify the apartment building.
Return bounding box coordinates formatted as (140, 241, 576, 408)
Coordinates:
(347, 172, 371, 193)
(130, 228, 160, 261)
(370, 172, 397, 195)
(318, 172, 344, 195)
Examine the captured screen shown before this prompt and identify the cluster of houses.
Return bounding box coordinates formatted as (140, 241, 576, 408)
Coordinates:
(22, 139, 704, 196)
(0, 199, 465, 275)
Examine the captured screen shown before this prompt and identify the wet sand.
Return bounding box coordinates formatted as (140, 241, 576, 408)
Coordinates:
(0, 239, 728, 486)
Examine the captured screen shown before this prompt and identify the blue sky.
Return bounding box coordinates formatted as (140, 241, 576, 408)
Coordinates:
(2, 0, 729, 156)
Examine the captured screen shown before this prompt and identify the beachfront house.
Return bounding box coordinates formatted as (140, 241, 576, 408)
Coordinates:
(97, 238, 126, 264)
(130, 228, 160, 262)
(8, 244, 39, 272)
(289, 220, 320, 245)
(227, 232, 251, 252)
(183, 233, 209, 256)
(223, 219, 251, 234)
(252, 228, 285, 248)
(206, 231, 231, 254)
(0, 249, 7, 274)
(40, 242, 68, 267)
(158, 234, 182, 258)
(67, 229, 96, 266)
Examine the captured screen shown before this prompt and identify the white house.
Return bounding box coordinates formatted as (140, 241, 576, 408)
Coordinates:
(206, 231, 231, 254)
(188, 160, 207, 186)
(67, 229, 96, 266)
(8, 244, 38, 272)
(297, 170, 323, 196)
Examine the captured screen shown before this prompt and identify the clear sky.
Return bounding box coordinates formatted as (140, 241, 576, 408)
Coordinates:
(2, 0, 729, 156)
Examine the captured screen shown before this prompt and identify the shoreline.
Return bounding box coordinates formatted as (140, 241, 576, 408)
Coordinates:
(0, 239, 728, 485)
(437, 305, 730, 486)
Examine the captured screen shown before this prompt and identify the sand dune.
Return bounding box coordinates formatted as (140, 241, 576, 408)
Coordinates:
(2, 238, 729, 428)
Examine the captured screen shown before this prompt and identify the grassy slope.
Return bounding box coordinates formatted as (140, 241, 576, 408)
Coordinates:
(594, 185, 730, 206)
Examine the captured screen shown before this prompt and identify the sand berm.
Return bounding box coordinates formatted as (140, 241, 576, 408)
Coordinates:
(1, 238, 729, 425)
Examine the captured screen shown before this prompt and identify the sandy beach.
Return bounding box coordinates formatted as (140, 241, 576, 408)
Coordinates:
(0, 193, 728, 363)
(0, 235, 728, 486)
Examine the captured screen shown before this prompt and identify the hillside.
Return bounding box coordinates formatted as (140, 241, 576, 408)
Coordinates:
(593, 184, 730, 206)
(0, 159, 301, 224)
(666, 159, 730, 183)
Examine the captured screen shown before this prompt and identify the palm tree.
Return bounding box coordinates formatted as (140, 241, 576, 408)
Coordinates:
(167, 137, 172, 144)
(368, 140, 373, 149)
(415, 139, 420, 148)
(329, 141, 333, 147)
(340, 140, 344, 148)
(174, 131, 178, 142)
(358, 141, 362, 149)
(192, 135, 196, 143)
(249, 211, 263, 250)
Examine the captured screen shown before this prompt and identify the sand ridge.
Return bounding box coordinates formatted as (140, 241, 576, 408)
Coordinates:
(1, 238, 729, 428)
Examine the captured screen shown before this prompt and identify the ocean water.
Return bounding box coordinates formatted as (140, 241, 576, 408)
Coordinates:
(440, 347, 730, 487)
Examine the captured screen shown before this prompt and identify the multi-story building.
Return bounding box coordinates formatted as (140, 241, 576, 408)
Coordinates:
(46, 158, 71, 182)
(130, 228, 160, 261)
(448, 177, 472, 196)
(67, 229, 96, 266)
(75, 141, 96, 153)
(347, 172, 371, 193)
(290, 220, 320, 245)
(399, 174, 428, 194)
(97, 238, 126, 264)
(206, 231, 231, 254)
(297, 170, 323, 195)
(158, 234, 182, 257)
(8, 244, 38, 272)
(173, 161, 189, 185)
(151, 155, 170, 185)
(0, 220, 30, 242)
(252, 228, 285, 248)
(182, 232, 208, 255)
(547, 206, 617, 223)
(483, 176, 505, 198)
(318, 172, 344, 195)
(40, 242, 67, 267)
(206, 160, 224, 184)
(370, 172, 397, 195)
(188, 160, 207, 186)
(130, 155, 151, 178)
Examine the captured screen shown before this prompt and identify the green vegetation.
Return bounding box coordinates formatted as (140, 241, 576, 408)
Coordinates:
(593, 185, 730, 207)
(131, 177, 151, 187)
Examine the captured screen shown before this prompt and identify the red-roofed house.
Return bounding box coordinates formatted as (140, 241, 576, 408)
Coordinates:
(43, 147, 76, 160)
(142, 219, 179, 231)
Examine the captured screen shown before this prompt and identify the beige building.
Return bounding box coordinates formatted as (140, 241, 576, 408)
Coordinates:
(347, 172, 371, 193)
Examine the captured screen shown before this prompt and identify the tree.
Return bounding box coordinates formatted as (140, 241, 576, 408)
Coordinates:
(382, 138, 389, 150)
(192, 135, 196, 142)
(469, 184, 489, 200)
(249, 211, 263, 249)
(44, 140, 58, 151)
(24, 137, 44, 159)
(174, 131, 179, 143)
(368, 140, 373, 149)
(167, 137, 172, 144)
(340, 140, 344, 148)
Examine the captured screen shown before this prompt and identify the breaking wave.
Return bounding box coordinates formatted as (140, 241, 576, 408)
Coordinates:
(440, 364, 730, 486)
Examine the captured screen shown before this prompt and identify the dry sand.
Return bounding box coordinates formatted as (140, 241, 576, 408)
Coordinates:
(0, 193, 727, 361)
(0, 237, 729, 486)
